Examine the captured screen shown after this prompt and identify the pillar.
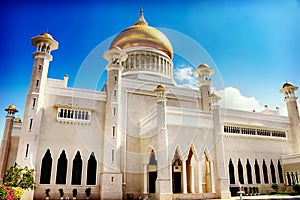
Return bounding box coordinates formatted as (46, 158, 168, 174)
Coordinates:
(182, 159, 187, 194)
(197, 160, 203, 193)
(210, 161, 216, 193)
(190, 164, 195, 193)
(144, 164, 148, 194)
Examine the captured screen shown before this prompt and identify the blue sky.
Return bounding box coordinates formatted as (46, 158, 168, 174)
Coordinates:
(0, 0, 300, 138)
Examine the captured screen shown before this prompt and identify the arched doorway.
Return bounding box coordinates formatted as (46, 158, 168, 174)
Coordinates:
(186, 148, 197, 193)
(172, 149, 182, 193)
(148, 150, 157, 193)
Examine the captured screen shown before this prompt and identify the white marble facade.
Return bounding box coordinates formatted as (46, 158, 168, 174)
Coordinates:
(1, 10, 300, 200)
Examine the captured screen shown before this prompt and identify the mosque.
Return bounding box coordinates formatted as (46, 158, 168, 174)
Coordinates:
(0, 9, 299, 200)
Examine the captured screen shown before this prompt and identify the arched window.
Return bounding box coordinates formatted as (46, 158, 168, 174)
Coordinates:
(71, 151, 82, 185)
(263, 159, 269, 184)
(228, 159, 235, 184)
(254, 159, 261, 184)
(270, 160, 276, 183)
(40, 149, 52, 184)
(278, 160, 284, 183)
(87, 152, 97, 185)
(246, 159, 253, 184)
(238, 159, 244, 184)
(56, 150, 67, 184)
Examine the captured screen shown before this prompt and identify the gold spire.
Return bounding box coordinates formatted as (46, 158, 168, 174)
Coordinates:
(135, 7, 148, 26)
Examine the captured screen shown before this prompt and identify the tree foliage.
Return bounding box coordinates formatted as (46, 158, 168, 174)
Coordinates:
(3, 163, 36, 190)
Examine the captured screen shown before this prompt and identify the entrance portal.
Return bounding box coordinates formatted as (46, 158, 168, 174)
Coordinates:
(148, 150, 157, 194)
(173, 171, 181, 193)
(149, 171, 157, 193)
(172, 149, 182, 193)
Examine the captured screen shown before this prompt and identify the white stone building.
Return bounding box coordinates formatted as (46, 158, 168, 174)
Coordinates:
(0, 10, 299, 200)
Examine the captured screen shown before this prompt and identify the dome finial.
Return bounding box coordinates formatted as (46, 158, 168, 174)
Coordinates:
(135, 7, 148, 26)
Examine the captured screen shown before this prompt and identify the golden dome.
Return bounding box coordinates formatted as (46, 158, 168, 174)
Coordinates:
(110, 9, 173, 59)
(282, 82, 294, 88)
(15, 117, 22, 123)
(8, 104, 16, 110)
(40, 32, 53, 39)
(156, 84, 166, 89)
(5, 104, 18, 114)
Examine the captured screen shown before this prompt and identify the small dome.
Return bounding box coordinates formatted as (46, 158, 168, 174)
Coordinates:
(210, 93, 218, 98)
(282, 82, 294, 88)
(110, 9, 173, 59)
(8, 104, 16, 110)
(14, 117, 22, 123)
(156, 84, 166, 89)
(198, 63, 209, 69)
(5, 104, 18, 114)
(40, 32, 53, 39)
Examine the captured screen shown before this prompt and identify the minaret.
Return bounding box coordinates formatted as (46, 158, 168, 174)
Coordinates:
(0, 104, 18, 182)
(101, 47, 127, 200)
(153, 84, 172, 200)
(193, 63, 214, 111)
(16, 33, 58, 167)
(280, 82, 300, 152)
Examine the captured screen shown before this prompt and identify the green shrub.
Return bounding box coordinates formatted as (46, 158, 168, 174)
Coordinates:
(271, 183, 279, 192)
(293, 183, 300, 194)
(3, 163, 36, 190)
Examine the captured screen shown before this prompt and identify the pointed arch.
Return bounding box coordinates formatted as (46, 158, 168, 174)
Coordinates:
(262, 159, 269, 184)
(56, 150, 68, 184)
(277, 160, 284, 183)
(254, 159, 261, 184)
(246, 159, 253, 184)
(238, 159, 244, 184)
(172, 145, 184, 162)
(87, 152, 97, 185)
(172, 147, 182, 193)
(149, 149, 157, 165)
(228, 158, 235, 184)
(187, 143, 199, 161)
(147, 147, 157, 193)
(270, 160, 276, 183)
(40, 149, 52, 184)
(71, 151, 82, 185)
(144, 145, 156, 164)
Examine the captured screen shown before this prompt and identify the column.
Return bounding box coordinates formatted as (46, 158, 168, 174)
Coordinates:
(197, 160, 203, 193)
(144, 164, 148, 194)
(190, 164, 195, 193)
(210, 161, 215, 193)
(133, 54, 136, 68)
(170, 163, 173, 193)
(182, 159, 187, 194)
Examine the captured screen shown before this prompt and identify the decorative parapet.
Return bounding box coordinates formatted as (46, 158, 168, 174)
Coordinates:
(54, 104, 95, 125)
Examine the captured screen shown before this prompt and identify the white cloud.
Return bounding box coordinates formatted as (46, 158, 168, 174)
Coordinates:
(174, 65, 198, 89)
(174, 66, 293, 114)
(215, 87, 264, 112)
